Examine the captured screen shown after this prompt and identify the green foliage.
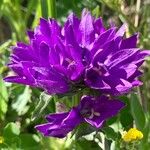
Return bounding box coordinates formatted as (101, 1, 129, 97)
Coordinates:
(0, 76, 8, 120)
(3, 122, 20, 138)
(0, 122, 41, 149)
(31, 92, 53, 121)
(130, 93, 146, 131)
(40, 0, 56, 19)
(74, 123, 96, 139)
(12, 86, 31, 116)
(75, 138, 101, 150)
(119, 96, 133, 129)
(102, 127, 118, 141)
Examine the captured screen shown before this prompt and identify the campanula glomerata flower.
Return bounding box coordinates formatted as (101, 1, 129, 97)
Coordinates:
(4, 10, 150, 95)
(35, 95, 125, 138)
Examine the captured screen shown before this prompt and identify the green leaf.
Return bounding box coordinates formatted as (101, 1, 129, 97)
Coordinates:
(75, 123, 96, 139)
(0, 40, 12, 53)
(102, 127, 118, 141)
(0, 76, 8, 101)
(12, 86, 31, 115)
(3, 122, 20, 139)
(47, 0, 56, 18)
(40, 0, 48, 19)
(25, 0, 38, 23)
(19, 134, 41, 149)
(75, 138, 101, 150)
(0, 76, 8, 119)
(0, 100, 7, 120)
(31, 92, 52, 121)
(92, 6, 100, 18)
(130, 93, 146, 130)
(48, 97, 56, 113)
(106, 116, 117, 125)
(119, 96, 133, 129)
(139, 119, 150, 149)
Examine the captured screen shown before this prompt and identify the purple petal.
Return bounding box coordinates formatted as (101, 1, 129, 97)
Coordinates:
(39, 42, 50, 66)
(4, 76, 35, 86)
(80, 95, 125, 128)
(36, 79, 69, 94)
(38, 18, 51, 37)
(105, 48, 139, 69)
(85, 65, 111, 90)
(46, 112, 68, 122)
(35, 108, 81, 138)
(102, 76, 133, 95)
(79, 10, 94, 47)
(115, 23, 127, 38)
(27, 30, 35, 40)
(94, 18, 105, 35)
(84, 118, 105, 128)
(120, 34, 138, 49)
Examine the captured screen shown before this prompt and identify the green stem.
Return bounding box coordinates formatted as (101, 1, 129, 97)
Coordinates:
(104, 138, 110, 150)
(48, 0, 57, 18)
(40, 0, 48, 19)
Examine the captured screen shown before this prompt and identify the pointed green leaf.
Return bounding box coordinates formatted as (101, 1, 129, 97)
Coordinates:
(0, 76, 8, 101)
(12, 86, 31, 115)
(102, 127, 118, 141)
(0, 76, 8, 119)
(75, 123, 96, 139)
(3, 122, 20, 139)
(119, 96, 133, 129)
(40, 0, 48, 19)
(31, 92, 52, 121)
(130, 93, 146, 130)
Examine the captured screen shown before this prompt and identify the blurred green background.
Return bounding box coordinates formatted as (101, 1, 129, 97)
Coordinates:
(0, 0, 150, 149)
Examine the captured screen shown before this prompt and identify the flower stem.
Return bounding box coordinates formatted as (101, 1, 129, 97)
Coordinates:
(40, 0, 56, 19)
(48, 0, 57, 18)
(134, 0, 141, 27)
(40, 0, 48, 19)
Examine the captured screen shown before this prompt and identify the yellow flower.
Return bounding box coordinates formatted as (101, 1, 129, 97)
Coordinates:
(0, 136, 4, 144)
(122, 128, 143, 142)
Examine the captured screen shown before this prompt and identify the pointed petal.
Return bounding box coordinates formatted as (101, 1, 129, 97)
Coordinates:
(94, 18, 105, 34)
(120, 34, 138, 49)
(79, 11, 94, 46)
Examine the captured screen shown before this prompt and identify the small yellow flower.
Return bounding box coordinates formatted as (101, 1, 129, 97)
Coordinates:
(122, 128, 143, 142)
(0, 136, 4, 144)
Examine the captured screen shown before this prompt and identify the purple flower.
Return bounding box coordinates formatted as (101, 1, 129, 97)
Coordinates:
(4, 10, 149, 95)
(35, 95, 125, 138)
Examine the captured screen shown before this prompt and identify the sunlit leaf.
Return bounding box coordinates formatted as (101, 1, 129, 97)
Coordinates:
(12, 86, 31, 115)
(3, 122, 20, 139)
(0, 76, 8, 120)
(31, 92, 52, 121)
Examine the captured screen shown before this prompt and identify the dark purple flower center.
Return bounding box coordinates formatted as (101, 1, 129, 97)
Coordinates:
(94, 62, 108, 75)
(86, 63, 108, 84)
(80, 108, 100, 119)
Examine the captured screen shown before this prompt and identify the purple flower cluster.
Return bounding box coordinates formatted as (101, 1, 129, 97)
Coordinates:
(5, 10, 149, 138)
(35, 95, 124, 138)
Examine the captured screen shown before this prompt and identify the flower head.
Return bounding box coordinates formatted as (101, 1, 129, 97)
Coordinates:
(122, 128, 143, 142)
(4, 10, 149, 95)
(35, 95, 125, 138)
